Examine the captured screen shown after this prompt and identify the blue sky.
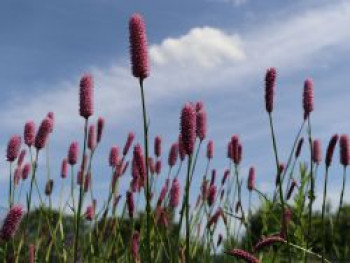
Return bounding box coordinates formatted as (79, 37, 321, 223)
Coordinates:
(1, 0, 350, 217)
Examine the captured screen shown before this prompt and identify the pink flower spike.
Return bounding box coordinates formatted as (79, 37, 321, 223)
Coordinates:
(340, 134, 350, 166)
(225, 249, 260, 263)
(61, 159, 68, 179)
(0, 205, 24, 241)
(206, 140, 214, 160)
(109, 146, 119, 167)
(248, 166, 255, 191)
(46, 112, 54, 133)
(207, 185, 217, 206)
(133, 144, 146, 184)
(154, 136, 162, 157)
(196, 108, 207, 141)
(129, 13, 149, 80)
(34, 118, 52, 150)
(29, 244, 35, 263)
(87, 124, 96, 151)
(325, 134, 339, 167)
(287, 179, 297, 200)
(79, 74, 94, 119)
(170, 178, 180, 208)
(155, 160, 162, 175)
(254, 236, 286, 252)
(97, 117, 105, 143)
(312, 139, 322, 164)
(68, 142, 79, 166)
(265, 67, 276, 114)
(131, 231, 140, 260)
(168, 143, 179, 167)
(24, 121, 36, 147)
(7, 135, 21, 162)
(221, 169, 229, 186)
(178, 134, 186, 161)
(17, 149, 26, 166)
(85, 205, 95, 221)
(22, 163, 31, 180)
(123, 132, 135, 156)
(180, 103, 196, 156)
(303, 78, 314, 119)
(126, 191, 135, 218)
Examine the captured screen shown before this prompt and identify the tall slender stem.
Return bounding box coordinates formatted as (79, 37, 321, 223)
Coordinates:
(306, 117, 314, 255)
(268, 113, 291, 263)
(321, 167, 329, 263)
(139, 78, 151, 263)
(74, 118, 88, 262)
(185, 155, 192, 263)
(337, 166, 347, 222)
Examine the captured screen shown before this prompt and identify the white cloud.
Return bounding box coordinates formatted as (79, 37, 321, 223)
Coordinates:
(150, 27, 245, 68)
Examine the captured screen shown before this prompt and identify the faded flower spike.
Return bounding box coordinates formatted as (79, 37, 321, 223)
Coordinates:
(79, 74, 94, 119)
(265, 67, 276, 114)
(325, 134, 339, 167)
(129, 13, 149, 80)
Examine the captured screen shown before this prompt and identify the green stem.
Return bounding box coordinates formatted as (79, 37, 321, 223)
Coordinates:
(321, 167, 329, 263)
(139, 78, 151, 263)
(185, 155, 192, 263)
(336, 166, 347, 222)
(73, 118, 88, 262)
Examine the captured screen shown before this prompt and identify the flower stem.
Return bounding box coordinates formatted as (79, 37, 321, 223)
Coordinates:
(336, 165, 347, 222)
(73, 118, 88, 262)
(139, 78, 151, 263)
(321, 167, 329, 263)
(185, 155, 192, 263)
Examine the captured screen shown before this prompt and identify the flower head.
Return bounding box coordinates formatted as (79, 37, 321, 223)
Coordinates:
(68, 141, 79, 166)
(126, 191, 135, 218)
(168, 142, 179, 167)
(196, 108, 207, 141)
(295, 138, 304, 158)
(129, 14, 149, 80)
(326, 134, 339, 167)
(180, 103, 196, 156)
(0, 205, 24, 241)
(61, 158, 68, 179)
(35, 118, 52, 150)
(123, 132, 135, 156)
(97, 117, 105, 143)
(170, 178, 180, 208)
(7, 135, 21, 162)
(340, 134, 350, 166)
(303, 78, 314, 119)
(312, 139, 322, 164)
(154, 136, 162, 157)
(79, 74, 94, 119)
(22, 163, 31, 180)
(226, 249, 260, 263)
(206, 140, 214, 160)
(87, 124, 96, 151)
(265, 67, 276, 113)
(109, 146, 119, 167)
(24, 121, 36, 147)
(248, 166, 255, 191)
(254, 235, 286, 252)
